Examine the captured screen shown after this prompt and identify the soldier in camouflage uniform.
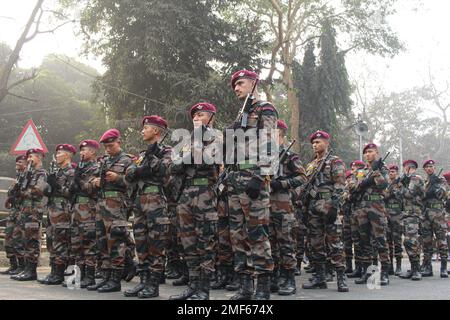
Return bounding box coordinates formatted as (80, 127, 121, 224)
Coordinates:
(384, 164, 404, 276)
(124, 116, 172, 298)
(443, 172, 450, 273)
(268, 119, 306, 296)
(398, 160, 424, 281)
(301, 131, 348, 292)
(38, 144, 76, 285)
(292, 186, 308, 275)
(69, 140, 101, 288)
(87, 129, 134, 293)
(169, 103, 220, 300)
(224, 70, 277, 300)
(349, 143, 390, 286)
(1, 155, 28, 275)
(11, 149, 48, 281)
(420, 160, 448, 278)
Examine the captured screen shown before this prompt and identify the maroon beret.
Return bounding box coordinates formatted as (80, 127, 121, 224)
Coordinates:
(443, 172, 450, 182)
(309, 130, 330, 143)
(277, 119, 288, 130)
(26, 148, 45, 158)
(190, 103, 217, 119)
(387, 164, 399, 171)
(71, 162, 78, 169)
(403, 160, 418, 168)
(99, 129, 121, 144)
(15, 155, 27, 162)
(363, 143, 378, 154)
(230, 69, 259, 89)
(345, 170, 352, 179)
(56, 144, 77, 155)
(79, 139, 100, 150)
(350, 160, 365, 168)
(142, 115, 168, 129)
(422, 159, 436, 168)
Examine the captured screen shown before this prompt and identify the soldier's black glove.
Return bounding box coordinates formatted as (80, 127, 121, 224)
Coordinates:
(425, 186, 437, 200)
(69, 182, 80, 195)
(47, 174, 57, 189)
(400, 174, 411, 187)
(270, 180, 283, 192)
(245, 176, 264, 200)
(371, 158, 384, 171)
(359, 175, 375, 189)
(146, 143, 159, 156)
(134, 164, 152, 179)
(327, 197, 339, 224)
(428, 175, 441, 186)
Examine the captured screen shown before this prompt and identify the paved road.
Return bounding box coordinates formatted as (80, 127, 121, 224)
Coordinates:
(0, 260, 449, 300)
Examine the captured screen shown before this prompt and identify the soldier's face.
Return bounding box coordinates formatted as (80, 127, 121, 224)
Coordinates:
(80, 147, 96, 162)
(56, 150, 71, 166)
(28, 154, 41, 167)
(364, 149, 378, 163)
(424, 165, 435, 175)
(15, 160, 27, 171)
(312, 139, 328, 153)
(403, 165, 416, 174)
(234, 78, 255, 100)
(193, 112, 213, 128)
(141, 125, 158, 142)
(103, 140, 121, 156)
(277, 130, 286, 146)
(389, 170, 398, 179)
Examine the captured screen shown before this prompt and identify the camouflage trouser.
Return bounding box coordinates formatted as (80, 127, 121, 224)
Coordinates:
(97, 194, 132, 270)
(422, 208, 448, 262)
(48, 203, 71, 266)
(342, 213, 353, 260)
(177, 185, 217, 276)
(71, 199, 98, 267)
(216, 195, 234, 268)
(11, 208, 25, 259)
(355, 201, 390, 267)
(19, 202, 43, 264)
(4, 209, 19, 258)
(403, 214, 421, 264)
(227, 172, 274, 275)
(133, 192, 170, 274)
(386, 210, 403, 260)
(350, 210, 363, 264)
(292, 207, 307, 263)
(269, 192, 297, 271)
(307, 198, 345, 270)
(166, 203, 184, 265)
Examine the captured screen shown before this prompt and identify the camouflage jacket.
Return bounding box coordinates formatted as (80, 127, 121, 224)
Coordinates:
(423, 174, 447, 206)
(20, 167, 48, 202)
(305, 154, 346, 201)
(99, 151, 133, 194)
(384, 177, 403, 211)
(75, 160, 100, 199)
(401, 172, 424, 215)
(228, 100, 278, 178)
(49, 165, 75, 201)
(6, 170, 25, 209)
(445, 185, 450, 214)
(273, 148, 306, 199)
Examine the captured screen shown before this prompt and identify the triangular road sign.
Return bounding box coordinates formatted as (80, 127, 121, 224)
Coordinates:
(10, 119, 48, 155)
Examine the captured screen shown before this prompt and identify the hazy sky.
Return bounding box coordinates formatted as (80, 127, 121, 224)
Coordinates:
(0, 0, 449, 108)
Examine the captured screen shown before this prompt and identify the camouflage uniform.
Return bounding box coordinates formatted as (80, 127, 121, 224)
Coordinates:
(351, 166, 390, 277)
(291, 189, 307, 268)
(4, 174, 23, 263)
(384, 177, 404, 270)
(214, 188, 234, 280)
(422, 174, 448, 269)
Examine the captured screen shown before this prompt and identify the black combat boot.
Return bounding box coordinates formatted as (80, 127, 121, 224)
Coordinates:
(305, 264, 316, 273)
(269, 268, 279, 293)
(278, 269, 296, 296)
(380, 265, 390, 286)
(421, 261, 433, 277)
(172, 262, 189, 286)
(47, 264, 65, 285)
(80, 265, 96, 288)
(0, 257, 18, 275)
(225, 271, 240, 291)
(345, 257, 353, 274)
(166, 260, 182, 280)
(337, 269, 349, 292)
(347, 262, 363, 278)
(9, 257, 25, 276)
(411, 262, 422, 281)
(87, 269, 111, 291)
(138, 272, 161, 299)
(440, 260, 448, 278)
(97, 268, 122, 293)
(388, 261, 395, 275)
(37, 258, 55, 284)
(124, 270, 149, 297)
(325, 263, 334, 282)
(15, 262, 37, 281)
(62, 264, 85, 288)
(122, 252, 137, 282)
(230, 274, 254, 300)
(294, 261, 301, 276)
(211, 266, 232, 290)
(187, 271, 210, 300)
(169, 275, 199, 300)
(354, 264, 371, 284)
(253, 274, 271, 300)
(395, 257, 402, 276)
(302, 264, 327, 289)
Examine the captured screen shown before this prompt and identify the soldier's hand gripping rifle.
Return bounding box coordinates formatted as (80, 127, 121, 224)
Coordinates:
(274, 139, 297, 179)
(98, 157, 107, 199)
(300, 149, 333, 208)
(350, 152, 391, 203)
(70, 155, 85, 209)
(20, 160, 34, 191)
(234, 80, 258, 128)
